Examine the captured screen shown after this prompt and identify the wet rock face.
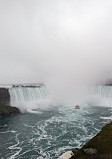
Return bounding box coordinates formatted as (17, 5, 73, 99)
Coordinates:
(72, 148, 80, 154)
(0, 88, 20, 117)
(83, 148, 97, 155)
(0, 88, 10, 105)
(0, 105, 20, 117)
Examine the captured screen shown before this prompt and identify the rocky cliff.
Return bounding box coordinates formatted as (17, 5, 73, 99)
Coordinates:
(0, 88, 20, 116)
(0, 88, 10, 105)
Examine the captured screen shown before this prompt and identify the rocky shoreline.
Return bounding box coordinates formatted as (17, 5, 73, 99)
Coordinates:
(60, 122, 112, 159)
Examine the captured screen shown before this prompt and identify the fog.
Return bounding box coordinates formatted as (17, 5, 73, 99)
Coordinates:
(0, 0, 112, 105)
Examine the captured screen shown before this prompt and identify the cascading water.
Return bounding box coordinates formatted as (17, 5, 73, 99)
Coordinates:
(95, 86, 112, 98)
(8, 84, 112, 110)
(87, 85, 112, 107)
(8, 86, 50, 112)
(8, 85, 112, 111)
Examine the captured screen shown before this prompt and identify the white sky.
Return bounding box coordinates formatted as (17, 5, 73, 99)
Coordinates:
(0, 0, 112, 103)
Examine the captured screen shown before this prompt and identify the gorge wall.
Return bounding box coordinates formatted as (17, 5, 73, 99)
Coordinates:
(0, 88, 10, 105)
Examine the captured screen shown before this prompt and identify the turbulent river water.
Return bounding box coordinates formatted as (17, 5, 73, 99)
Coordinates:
(0, 105, 112, 159)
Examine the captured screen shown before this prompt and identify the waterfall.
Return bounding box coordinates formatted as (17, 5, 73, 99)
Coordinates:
(86, 86, 112, 107)
(94, 86, 112, 98)
(8, 86, 50, 112)
(4, 84, 112, 111)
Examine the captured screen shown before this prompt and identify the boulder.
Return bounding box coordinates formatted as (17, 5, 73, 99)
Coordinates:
(60, 151, 74, 159)
(0, 105, 20, 117)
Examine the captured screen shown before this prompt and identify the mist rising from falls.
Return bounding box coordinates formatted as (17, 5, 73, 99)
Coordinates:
(0, 0, 112, 111)
(8, 85, 112, 112)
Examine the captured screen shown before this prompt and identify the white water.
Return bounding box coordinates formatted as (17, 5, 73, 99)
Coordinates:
(93, 86, 112, 98)
(86, 86, 112, 107)
(8, 86, 52, 112)
(8, 85, 112, 112)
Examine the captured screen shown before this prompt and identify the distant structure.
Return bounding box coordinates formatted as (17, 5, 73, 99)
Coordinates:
(0, 83, 44, 88)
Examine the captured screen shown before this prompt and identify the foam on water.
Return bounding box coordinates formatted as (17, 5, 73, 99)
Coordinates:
(0, 105, 111, 159)
(8, 133, 22, 159)
(100, 116, 112, 120)
(0, 85, 111, 158)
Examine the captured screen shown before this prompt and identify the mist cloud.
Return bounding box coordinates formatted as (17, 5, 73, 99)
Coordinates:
(0, 0, 112, 104)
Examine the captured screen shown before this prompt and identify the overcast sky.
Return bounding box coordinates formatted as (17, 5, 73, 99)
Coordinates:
(0, 0, 112, 103)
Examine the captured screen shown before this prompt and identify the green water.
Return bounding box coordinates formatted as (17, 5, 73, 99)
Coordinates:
(0, 105, 111, 159)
